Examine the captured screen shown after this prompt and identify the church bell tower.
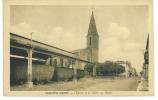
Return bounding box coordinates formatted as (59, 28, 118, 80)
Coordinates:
(87, 10, 99, 63)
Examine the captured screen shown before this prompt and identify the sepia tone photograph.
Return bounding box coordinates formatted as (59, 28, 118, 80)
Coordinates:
(3, 0, 154, 96)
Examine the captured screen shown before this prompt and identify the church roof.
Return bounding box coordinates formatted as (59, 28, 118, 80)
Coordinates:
(87, 10, 98, 36)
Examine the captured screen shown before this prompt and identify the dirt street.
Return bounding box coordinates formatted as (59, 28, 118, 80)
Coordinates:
(11, 77, 140, 91)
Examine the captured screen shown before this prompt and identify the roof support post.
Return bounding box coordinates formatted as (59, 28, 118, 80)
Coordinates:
(72, 60, 77, 82)
(26, 48, 33, 88)
(93, 63, 96, 78)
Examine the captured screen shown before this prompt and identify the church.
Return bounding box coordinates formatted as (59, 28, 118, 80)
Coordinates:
(71, 10, 99, 69)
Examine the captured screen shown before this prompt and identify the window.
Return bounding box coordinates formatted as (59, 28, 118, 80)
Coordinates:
(89, 37, 91, 46)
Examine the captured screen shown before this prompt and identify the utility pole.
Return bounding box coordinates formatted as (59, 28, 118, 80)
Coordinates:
(143, 34, 149, 80)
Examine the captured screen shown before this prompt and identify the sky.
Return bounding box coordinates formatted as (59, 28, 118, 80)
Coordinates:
(10, 5, 149, 73)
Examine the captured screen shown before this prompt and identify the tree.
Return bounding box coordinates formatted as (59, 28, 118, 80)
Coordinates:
(84, 61, 125, 76)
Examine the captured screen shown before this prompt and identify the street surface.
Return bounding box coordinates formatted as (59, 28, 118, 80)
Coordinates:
(11, 77, 140, 91)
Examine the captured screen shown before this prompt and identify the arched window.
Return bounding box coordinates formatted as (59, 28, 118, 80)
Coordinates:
(89, 37, 91, 46)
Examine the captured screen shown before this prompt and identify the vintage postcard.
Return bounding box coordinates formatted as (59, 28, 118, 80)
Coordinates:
(3, 0, 154, 96)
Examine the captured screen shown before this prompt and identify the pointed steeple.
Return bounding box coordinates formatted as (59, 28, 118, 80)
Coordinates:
(87, 10, 98, 36)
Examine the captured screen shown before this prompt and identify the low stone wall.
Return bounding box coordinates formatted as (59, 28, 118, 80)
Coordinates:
(52, 67, 85, 81)
(10, 58, 85, 85)
(10, 59, 54, 85)
(52, 67, 73, 81)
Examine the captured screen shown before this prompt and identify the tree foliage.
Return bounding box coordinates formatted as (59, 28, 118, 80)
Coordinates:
(84, 61, 125, 76)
